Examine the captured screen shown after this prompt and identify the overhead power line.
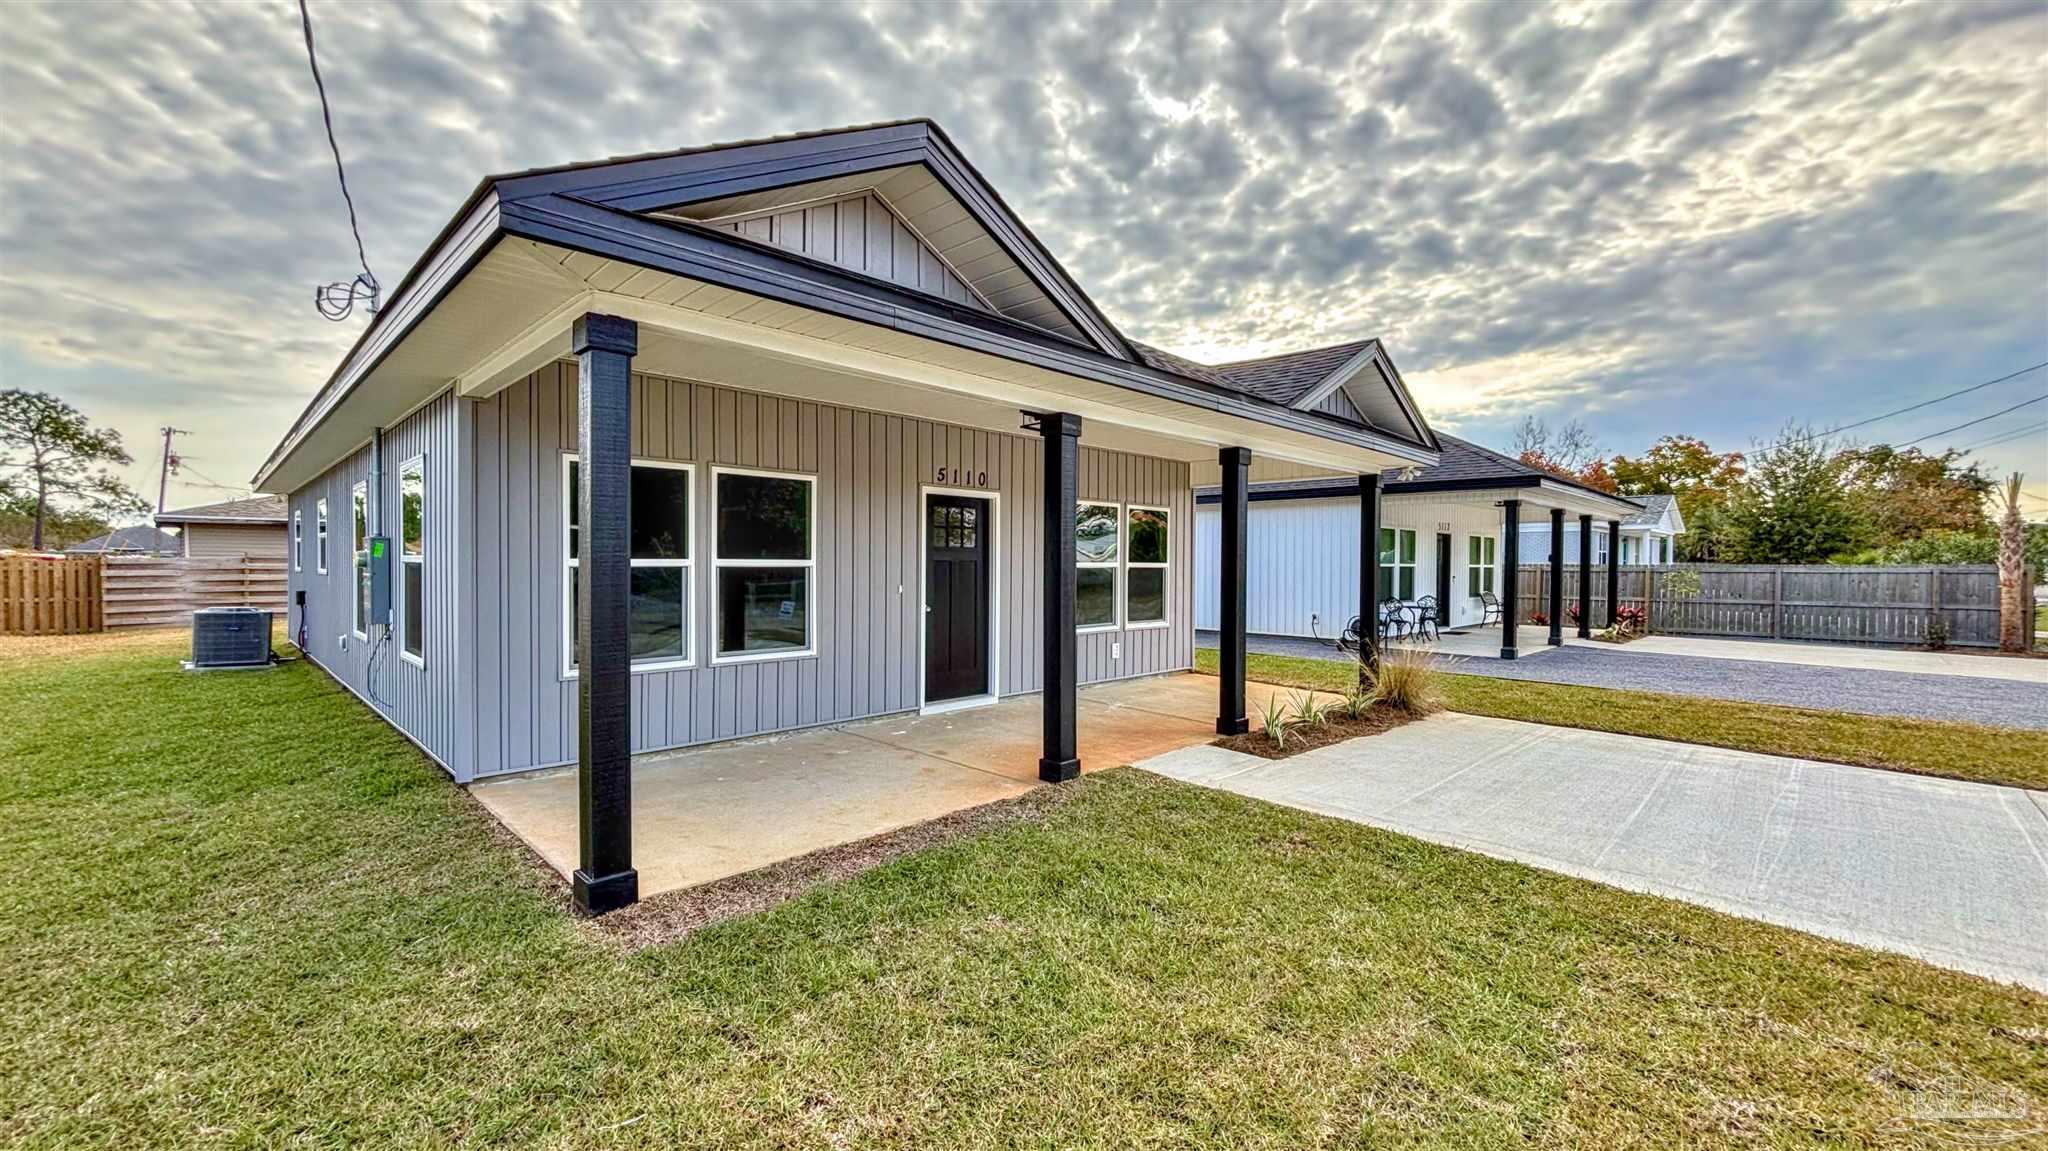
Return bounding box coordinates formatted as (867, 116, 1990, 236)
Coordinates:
(298, 0, 379, 321)
(1750, 360, 2047, 457)
(1895, 394, 2047, 448)
(1953, 420, 2046, 453)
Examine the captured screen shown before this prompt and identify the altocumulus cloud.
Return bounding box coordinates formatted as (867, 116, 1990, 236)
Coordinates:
(0, 0, 2042, 500)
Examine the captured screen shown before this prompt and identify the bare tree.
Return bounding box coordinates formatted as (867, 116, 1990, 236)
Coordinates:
(1512, 415, 1602, 475)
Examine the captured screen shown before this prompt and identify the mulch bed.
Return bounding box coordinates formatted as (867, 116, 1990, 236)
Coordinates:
(579, 781, 1087, 951)
(1213, 702, 1418, 760)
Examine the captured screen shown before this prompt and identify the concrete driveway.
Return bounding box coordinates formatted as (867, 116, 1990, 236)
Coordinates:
(1206, 630, 2048, 729)
(1141, 713, 2048, 991)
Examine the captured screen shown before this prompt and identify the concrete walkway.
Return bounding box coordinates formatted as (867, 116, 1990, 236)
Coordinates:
(1140, 713, 2048, 992)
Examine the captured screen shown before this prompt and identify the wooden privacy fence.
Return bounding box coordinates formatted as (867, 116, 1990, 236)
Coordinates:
(101, 555, 288, 628)
(1515, 563, 2026, 648)
(0, 553, 104, 635)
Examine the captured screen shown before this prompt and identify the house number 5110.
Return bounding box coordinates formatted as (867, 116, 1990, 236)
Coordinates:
(936, 467, 988, 486)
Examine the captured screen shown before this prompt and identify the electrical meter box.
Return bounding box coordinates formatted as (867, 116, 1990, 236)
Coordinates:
(368, 536, 393, 624)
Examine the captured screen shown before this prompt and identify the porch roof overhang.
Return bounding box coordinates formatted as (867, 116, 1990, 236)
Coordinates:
(1196, 475, 1643, 521)
(255, 141, 1438, 494)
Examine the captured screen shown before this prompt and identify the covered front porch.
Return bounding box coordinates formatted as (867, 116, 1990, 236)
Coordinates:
(472, 672, 1333, 898)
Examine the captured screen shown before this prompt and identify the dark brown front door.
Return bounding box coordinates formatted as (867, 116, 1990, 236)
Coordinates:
(1435, 533, 1453, 625)
(925, 495, 990, 703)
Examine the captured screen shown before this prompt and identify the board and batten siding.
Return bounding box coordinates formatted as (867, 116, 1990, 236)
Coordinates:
(705, 192, 987, 312)
(467, 361, 1195, 779)
(1196, 495, 1508, 638)
(287, 390, 466, 776)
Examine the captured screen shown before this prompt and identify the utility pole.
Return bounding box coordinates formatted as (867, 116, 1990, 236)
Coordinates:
(155, 426, 186, 556)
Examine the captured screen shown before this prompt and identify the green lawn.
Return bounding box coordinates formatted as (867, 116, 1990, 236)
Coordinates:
(1198, 649, 2048, 792)
(3, 632, 2043, 1148)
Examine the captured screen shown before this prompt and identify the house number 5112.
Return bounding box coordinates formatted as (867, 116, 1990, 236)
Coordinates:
(936, 467, 988, 486)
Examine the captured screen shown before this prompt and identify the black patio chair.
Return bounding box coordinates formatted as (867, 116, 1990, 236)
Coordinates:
(1378, 598, 1409, 645)
(1410, 596, 1441, 642)
(1479, 592, 1505, 627)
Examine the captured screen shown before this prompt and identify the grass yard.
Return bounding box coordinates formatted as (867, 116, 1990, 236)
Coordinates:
(1197, 649, 2048, 793)
(3, 632, 2044, 1149)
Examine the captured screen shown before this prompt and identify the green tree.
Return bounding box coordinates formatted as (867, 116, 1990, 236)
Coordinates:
(1835, 444, 1992, 546)
(0, 390, 148, 551)
(1609, 435, 1748, 561)
(1723, 427, 1868, 563)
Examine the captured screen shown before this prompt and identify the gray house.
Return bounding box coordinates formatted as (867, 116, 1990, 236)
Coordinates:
(156, 494, 288, 559)
(254, 121, 1439, 912)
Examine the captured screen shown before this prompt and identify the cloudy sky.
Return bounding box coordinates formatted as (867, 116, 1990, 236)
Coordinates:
(2, 0, 2045, 516)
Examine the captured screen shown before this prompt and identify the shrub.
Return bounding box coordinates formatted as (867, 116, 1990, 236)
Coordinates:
(1530, 611, 1549, 626)
(1255, 694, 1291, 749)
(1338, 681, 1378, 720)
(1566, 603, 1582, 625)
(1924, 618, 1951, 651)
(1613, 604, 1648, 636)
(1369, 648, 1442, 715)
(1289, 689, 1331, 728)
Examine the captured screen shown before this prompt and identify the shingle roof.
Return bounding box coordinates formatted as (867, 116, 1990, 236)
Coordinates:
(1622, 493, 1676, 526)
(155, 494, 288, 525)
(65, 526, 182, 554)
(1211, 340, 1375, 405)
(1195, 434, 1644, 509)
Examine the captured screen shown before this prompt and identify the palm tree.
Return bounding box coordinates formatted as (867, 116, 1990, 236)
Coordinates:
(1998, 473, 2027, 653)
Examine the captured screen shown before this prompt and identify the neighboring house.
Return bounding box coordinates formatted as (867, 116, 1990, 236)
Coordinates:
(1520, 491, 1685, 566)
(251, 120, 1440, 912)
(155, 495, 289, 559)
(1196, 434, 1643, 646)
(65, 525, 183, 556)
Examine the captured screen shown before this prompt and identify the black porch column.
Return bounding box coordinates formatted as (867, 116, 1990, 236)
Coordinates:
(1577, 514, 1593, 638)
(1547, 508, 1565, 646)
(1499, 499, 1520, 660)
(1358, 472, 1382, 680)
(572, 313, 638, 914)
(1216, 447, 1250, 735)
(1606, 519, 1622, 627)
(1037, 412, 1082, 782)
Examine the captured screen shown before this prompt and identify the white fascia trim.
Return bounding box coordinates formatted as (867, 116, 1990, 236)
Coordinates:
(455, 288, 594, 398)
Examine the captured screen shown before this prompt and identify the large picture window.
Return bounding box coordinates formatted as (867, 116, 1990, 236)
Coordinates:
(1076, 501, 1120, 630)
(562, 457, 694, 676)
(351, 481, 369, 637)
(399, 456, 425, 665)
(713, 467, 813, 661)
(1467, 535, 1496, 597)
(1125, 505, 1168, 627)
(1379, 527, 1417, 601)
(315, 498, 329, 574)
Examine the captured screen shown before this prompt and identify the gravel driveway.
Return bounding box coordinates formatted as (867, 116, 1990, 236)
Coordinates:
(1202, 631, 2048, 730)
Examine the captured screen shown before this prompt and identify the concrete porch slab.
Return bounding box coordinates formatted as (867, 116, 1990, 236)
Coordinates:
(471, 671, 1295, 899)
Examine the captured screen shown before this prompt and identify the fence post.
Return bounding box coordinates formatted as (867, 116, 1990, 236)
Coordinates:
(1770, 567, 1781, 639)
(1926, 566, 1938, 645)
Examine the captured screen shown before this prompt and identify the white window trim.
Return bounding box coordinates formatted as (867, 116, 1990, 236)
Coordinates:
(397, 454, 427, 668)
(350, 480, 369, 640)
(292, 509, 303, 573)
(917, 485, 1002, 715)
(315, 498, 329, 575)
(1379, 526, 1418, 602)
(1467, 535, 1497, 598)
(710, 464, 818, 665)
(559, 454, 698, 680)
(1076, 500, 1121, 633)
(1123, 503, 1170, 630)
(1596, 528, 1610, 567)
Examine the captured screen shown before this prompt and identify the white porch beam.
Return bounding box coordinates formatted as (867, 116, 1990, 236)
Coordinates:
(452, 289, 594, 398)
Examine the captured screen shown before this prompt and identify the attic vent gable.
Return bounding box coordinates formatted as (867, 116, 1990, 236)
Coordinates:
(650, 164, 1093, 345)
